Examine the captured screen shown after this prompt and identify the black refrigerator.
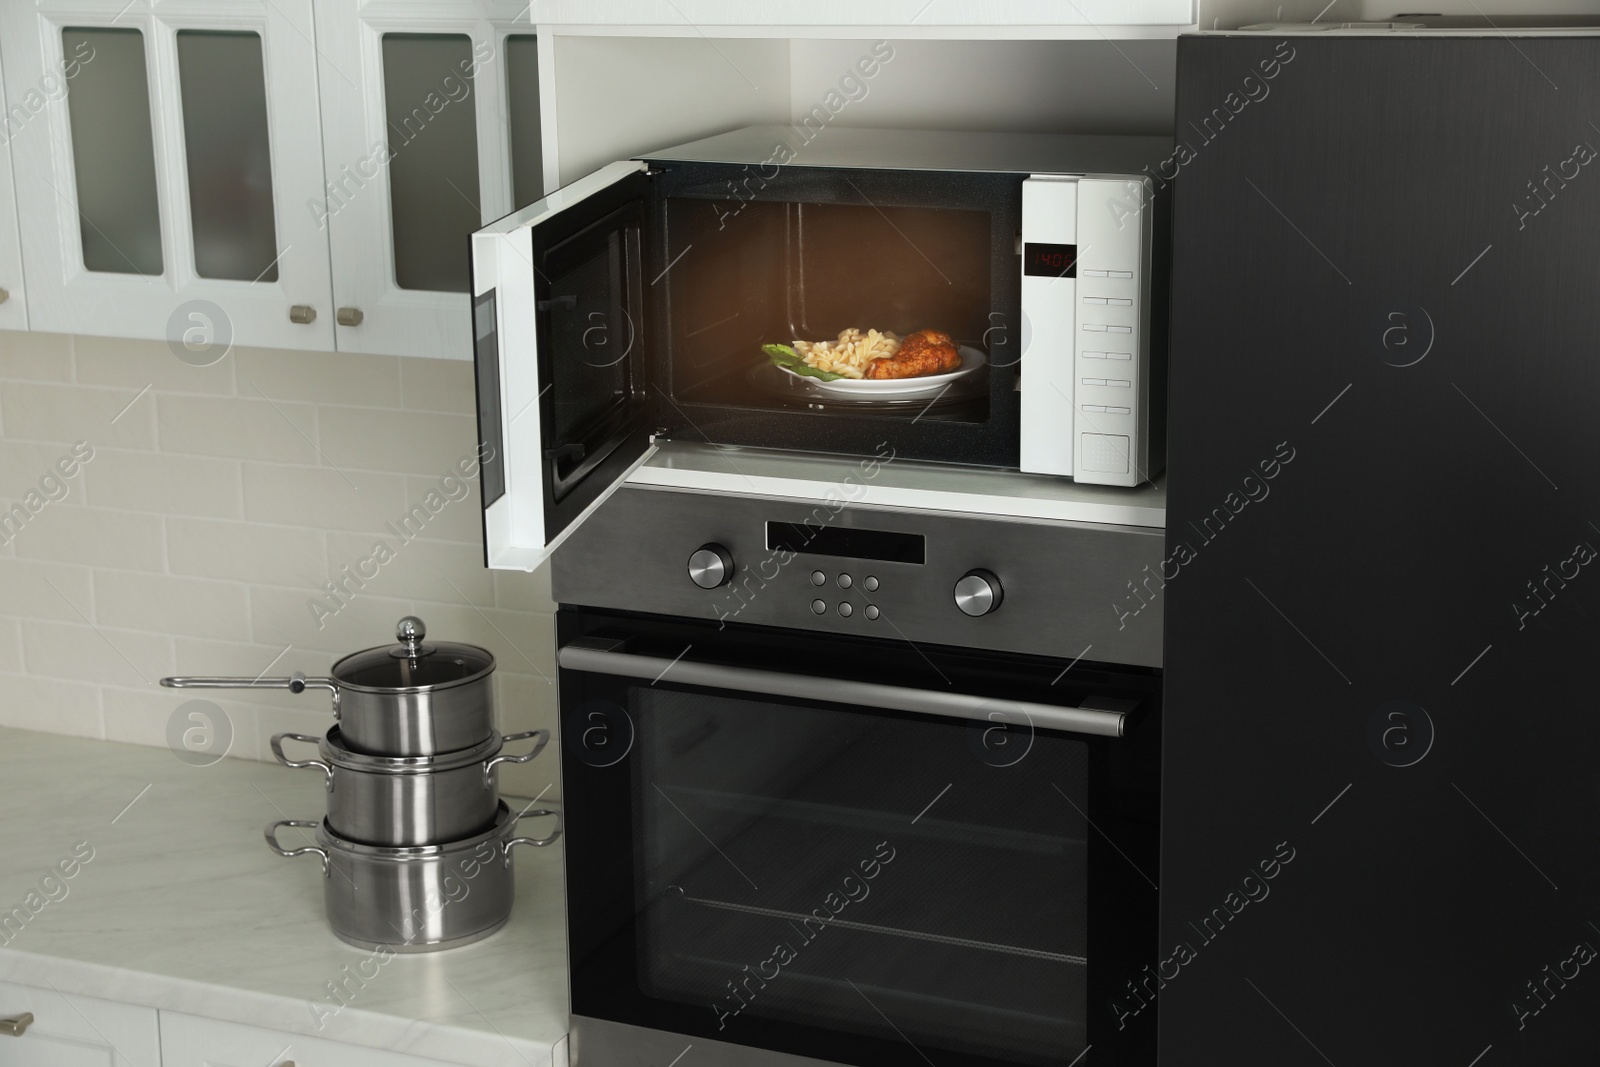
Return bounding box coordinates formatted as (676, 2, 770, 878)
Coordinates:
(1160, 28, 1600, 1067)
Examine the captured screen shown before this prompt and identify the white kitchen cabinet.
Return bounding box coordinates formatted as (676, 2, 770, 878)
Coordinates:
(530, 0, 1196, 33)
(0, 0, 337, 350)
(0, 48, 28, 331)
(0, 980, 161, 1067)
(313, 0, 545, 360)
(159, 1011, 468, 1067)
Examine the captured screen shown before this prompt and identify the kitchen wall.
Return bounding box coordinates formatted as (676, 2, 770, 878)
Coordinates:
(0, 330, 560, 801)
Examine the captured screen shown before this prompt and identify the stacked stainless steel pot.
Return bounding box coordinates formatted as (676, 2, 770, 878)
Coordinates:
(162, 617, 558, 952)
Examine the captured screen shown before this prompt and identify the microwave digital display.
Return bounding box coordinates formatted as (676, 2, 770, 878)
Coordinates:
(1023, 241, 1078, 278)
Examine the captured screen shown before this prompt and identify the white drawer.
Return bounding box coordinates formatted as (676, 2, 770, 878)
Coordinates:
(0, 979, 161, 1067)
(159, 1011, 468, 1067)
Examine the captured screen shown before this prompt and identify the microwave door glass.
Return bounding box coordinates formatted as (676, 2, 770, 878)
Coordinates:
(663, 193, 993, 423)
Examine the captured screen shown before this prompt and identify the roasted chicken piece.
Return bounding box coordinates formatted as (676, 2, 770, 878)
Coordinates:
(864, 328, 961, 380)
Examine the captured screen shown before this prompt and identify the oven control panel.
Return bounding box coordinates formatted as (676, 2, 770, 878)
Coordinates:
(554, 487, 1164, 667)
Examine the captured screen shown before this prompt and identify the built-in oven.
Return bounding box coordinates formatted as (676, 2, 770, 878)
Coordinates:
(556, 604, 1160, 1067)
(470, 125, 1171, 573)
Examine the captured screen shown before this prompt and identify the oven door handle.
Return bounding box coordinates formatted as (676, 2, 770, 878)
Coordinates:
(556, 644, 1130, 738)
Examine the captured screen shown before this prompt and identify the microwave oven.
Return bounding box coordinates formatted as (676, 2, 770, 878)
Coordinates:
(471, 126, 1171, 571)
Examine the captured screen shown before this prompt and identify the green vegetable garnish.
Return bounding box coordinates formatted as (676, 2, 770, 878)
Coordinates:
(762, 342, 846, 381)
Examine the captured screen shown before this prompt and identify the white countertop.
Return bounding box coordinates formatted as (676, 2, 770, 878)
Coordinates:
(0, 728, 568, 1067)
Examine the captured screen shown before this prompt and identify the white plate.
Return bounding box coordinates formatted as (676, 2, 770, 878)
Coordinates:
(775, 345, 987, 399)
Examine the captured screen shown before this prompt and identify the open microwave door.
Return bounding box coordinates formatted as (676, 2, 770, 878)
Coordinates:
(472, 161, 656, 571)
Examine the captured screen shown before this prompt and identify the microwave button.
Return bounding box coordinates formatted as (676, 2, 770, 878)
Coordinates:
(1082, 324, 1107, 332)
(811, 599, 827, 615)
(1108, 298, 1133, 306)
(1109, 270, 1134, 278)
(1080, 433, 1131, 475)
(1082, 350, 1106, 360)
(838, 601, 854, 618)
(810, 570, 826, 586)
(1083, 269, 1109, 277)
(1082, 296, 1107, 305)
(1107, 406, 1131, 415)
(1081, 377, 1107, 386)
(1107, 325, 1133, 334)
(1107, 351, 1132, 360)
(865, 605, 880, 620)
(1082, 404, 1107, 413)
(1107, 379, 1131, 388)
(863, 575, 879, 592)
(838, 573, 853, 589)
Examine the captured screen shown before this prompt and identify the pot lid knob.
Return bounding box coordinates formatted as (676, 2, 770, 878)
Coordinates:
(391, 616, 434, 659)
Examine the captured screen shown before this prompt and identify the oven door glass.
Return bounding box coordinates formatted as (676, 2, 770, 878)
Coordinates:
(472, 162, 656, 571)
(561, 613, 1159, 1067)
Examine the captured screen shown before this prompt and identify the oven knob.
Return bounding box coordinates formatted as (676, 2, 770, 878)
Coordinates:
(688, 544, 734, 589)
(953, 570, 1003, 617)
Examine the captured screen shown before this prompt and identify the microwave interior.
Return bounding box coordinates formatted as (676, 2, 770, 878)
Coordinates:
(534, 164, 1028, 493)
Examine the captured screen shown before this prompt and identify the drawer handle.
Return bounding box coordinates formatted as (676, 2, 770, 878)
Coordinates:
(289, 305, 317, 324)
(0, 1012, 33, 1037)
(336, 306, 364, 327)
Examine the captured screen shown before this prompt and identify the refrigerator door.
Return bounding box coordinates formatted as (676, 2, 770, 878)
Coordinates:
(1163, 32, 1600, 1067)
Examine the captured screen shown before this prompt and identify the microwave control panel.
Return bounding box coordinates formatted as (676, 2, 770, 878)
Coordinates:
(553, 486, 1164, 668)
(1019, 175, 1153, 488)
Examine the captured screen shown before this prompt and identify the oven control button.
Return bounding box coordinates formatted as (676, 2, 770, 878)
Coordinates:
(688, 544, 734, 589)
(810, 570, 826, 586)
(865, 605, 880, 620)
(811, 599, 827, 615)
(838, 602, 853, 618)
(838, 573, 852, 589)
(863, 575, 879, 592)
(954, 570, 1003, 617)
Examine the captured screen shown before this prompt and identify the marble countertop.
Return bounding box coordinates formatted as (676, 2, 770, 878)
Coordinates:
(0, 728, 568, 1067)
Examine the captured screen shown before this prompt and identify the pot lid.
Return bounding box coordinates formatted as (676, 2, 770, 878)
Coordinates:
(330, 617, 495, 692)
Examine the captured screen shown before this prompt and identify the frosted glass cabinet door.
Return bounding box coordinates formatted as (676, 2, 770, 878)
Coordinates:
(0, 49, 28, 331)
(314, 0, 536, 359)
(0, 1, 334, 349)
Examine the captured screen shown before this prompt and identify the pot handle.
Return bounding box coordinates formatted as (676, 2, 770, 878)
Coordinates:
(162, 670, 338, 693)
(482, 729, 551, 788)
(265, 820, 330, 877)
(503, 808, 562, 865)
(270, 733, 334, 791)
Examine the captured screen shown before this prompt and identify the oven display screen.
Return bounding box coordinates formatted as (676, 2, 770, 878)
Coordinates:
(766, 522, 926, 565)
(1023, 241, 1078, 278)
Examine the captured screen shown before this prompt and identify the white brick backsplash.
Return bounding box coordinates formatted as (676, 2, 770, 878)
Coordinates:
(0, 440, 94, 503)
(167, 516, 325, 587)
(325, 532, 494, 606)
(103, 686, 265, 763)
(0, 559, 93, 621)
(0, 332, 557, 795)
(0, 331, 73, 382)
(235, 346, 400, 407)
(0, 672, 101, 737)
(83, 450, 243, 519)
(2, 381, 157, 449)
(243, 462, 408, 533)
(12, 505, 166, 572)
(158, 393, 320, 463)
(319, 405, 478, 475)
(494, 563, 555, 613)
(0, 617, 22, 672)
(75, 334, 235, 396)
(400, 357, 477, 414)
(249, 583, 413, 656)
(96, 570, 251, 641)
(22, 619, 172, 687)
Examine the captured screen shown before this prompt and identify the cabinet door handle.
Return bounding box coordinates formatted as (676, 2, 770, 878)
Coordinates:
(0, 287, 10, 305)
(336, 306, 363, 327)
(0, 1012, 33, 1036)
(289, 305, 317, 324)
